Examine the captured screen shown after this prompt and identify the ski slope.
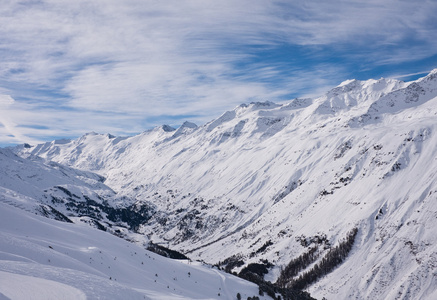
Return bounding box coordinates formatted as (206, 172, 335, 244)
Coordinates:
(0, 198, 271, 300)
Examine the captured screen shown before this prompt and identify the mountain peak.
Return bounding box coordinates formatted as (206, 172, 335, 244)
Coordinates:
(249, 100, 276, 106)
(337, 78, 358, 87)
(180, 121, 198, 129)
(417, 68, 437, 83)
(167, 121, 198, 140)
(161, 124, 176, 132)
(249, 101, 280, 109)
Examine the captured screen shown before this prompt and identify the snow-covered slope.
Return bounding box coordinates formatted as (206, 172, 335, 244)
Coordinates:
(0, 147, 156, 241)
(12, 69, 437, 299)
(0, 198, 272, 299)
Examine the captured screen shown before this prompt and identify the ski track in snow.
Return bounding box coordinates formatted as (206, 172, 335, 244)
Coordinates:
(213, 269, 232, 300)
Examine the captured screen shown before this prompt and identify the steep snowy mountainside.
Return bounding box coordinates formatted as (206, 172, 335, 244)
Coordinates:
(314, 77, 405, 115)
(350, 70, 437, 126)
(0, 148, 109, 198)
(0, 147, 157, 240)
(170, 121, 198, 140)
(14, 69, 437, 299)
(0, 147, 112, 219)
(0, 196, 271, 299)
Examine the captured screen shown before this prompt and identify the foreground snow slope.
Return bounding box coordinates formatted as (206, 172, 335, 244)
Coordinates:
(14, 70, 437, 299)
(0, 199, 270, 300)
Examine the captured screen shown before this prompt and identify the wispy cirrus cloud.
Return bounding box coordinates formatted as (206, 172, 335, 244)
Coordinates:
(0, 0, 436, 145)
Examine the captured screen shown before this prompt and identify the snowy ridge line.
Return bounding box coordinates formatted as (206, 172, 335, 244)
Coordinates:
(8, 68, 437, 299)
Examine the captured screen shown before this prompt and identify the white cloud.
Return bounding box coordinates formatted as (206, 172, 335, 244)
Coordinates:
(0, 94, 37, 145)
(0, 94, 14, 109)
(0, 0, 436, 144)
(389, 69, 432, 80)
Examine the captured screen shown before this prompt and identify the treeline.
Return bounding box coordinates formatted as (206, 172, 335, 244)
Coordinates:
(216, 255, 245, 273)
(288, 228, 358, 290)
(276, 246, 319, 288)
(237, 261, 315, 300)
(147, 242, 190, 260)
(218, 228, 358, 299)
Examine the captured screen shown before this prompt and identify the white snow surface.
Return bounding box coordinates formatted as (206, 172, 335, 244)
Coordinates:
(8, 69, 437, 299)
(0, 198, 269, 300)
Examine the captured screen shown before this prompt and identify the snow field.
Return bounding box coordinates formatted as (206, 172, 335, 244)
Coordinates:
(0, 201, 271, 300)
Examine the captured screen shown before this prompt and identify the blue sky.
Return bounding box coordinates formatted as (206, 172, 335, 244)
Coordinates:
(0, 0, 437, 146)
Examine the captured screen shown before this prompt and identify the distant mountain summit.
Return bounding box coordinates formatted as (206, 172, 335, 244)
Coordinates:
(10, 69, 437, 299)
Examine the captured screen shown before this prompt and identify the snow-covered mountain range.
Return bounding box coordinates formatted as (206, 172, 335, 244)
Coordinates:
(4, 69, 437, 299)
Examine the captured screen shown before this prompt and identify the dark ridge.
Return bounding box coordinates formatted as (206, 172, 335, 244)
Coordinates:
(38, 205, 73, 223)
